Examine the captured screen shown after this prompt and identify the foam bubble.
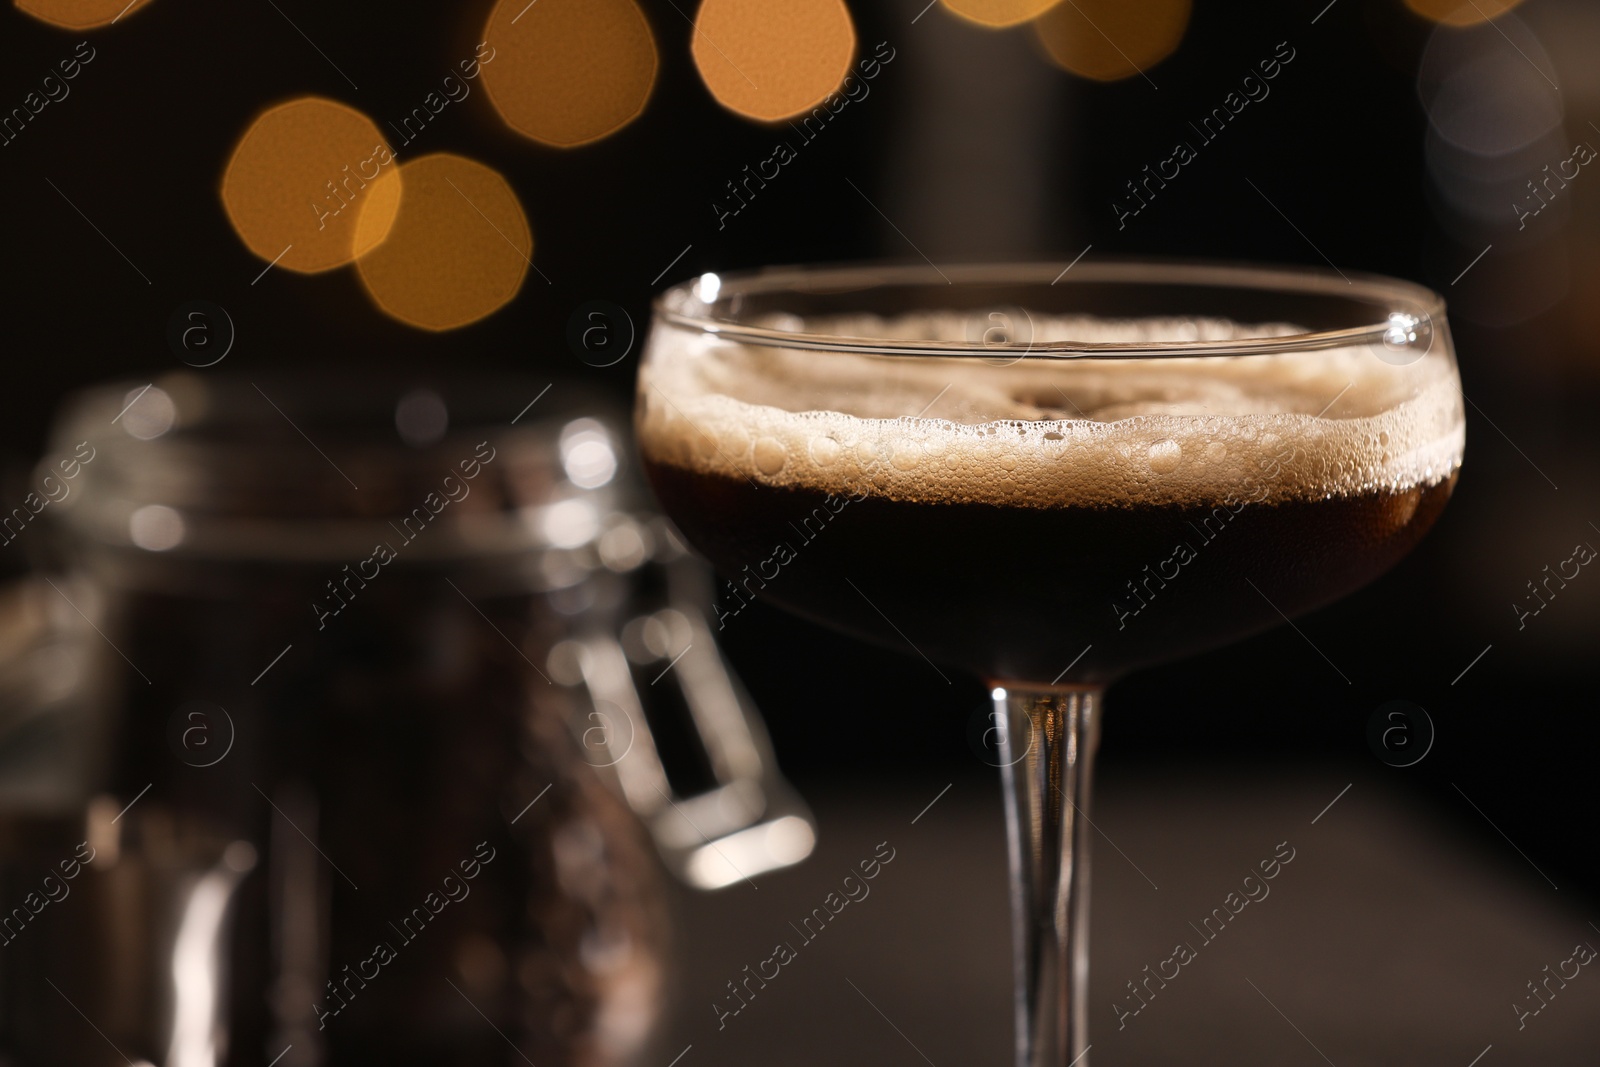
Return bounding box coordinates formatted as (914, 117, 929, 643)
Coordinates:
(637, 311, 1465, 509)
(1147, 438, 1182, 474)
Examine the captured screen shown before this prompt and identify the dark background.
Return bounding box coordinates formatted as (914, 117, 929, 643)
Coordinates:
(0, 0, 1594, 929)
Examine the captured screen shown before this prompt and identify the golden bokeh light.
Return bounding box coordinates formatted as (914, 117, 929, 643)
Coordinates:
(354, 153, 532, 332)
(481, 0, 657, 148)
(221, 97, 401, 274)
(940, 0, 1061, 29)
(15, 0, 153, 29)
(1034, 0, 1191, 83)
(693, 0, 856, 122)
(1404, 0, 1524, 27)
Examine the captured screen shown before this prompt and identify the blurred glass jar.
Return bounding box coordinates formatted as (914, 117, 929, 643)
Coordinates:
(0, 374, 701, 1067)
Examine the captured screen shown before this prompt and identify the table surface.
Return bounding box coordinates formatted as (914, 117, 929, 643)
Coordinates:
(651, 766, 1598, 1066)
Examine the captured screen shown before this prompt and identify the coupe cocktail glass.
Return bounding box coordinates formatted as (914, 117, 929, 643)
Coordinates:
(636, 261, 1463, 1066)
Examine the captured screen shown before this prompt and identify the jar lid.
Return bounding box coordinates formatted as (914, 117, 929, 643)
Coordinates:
(47, 373, 646, 574)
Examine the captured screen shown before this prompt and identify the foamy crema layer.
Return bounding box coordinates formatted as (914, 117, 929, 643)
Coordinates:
(637, 313, 1465, 509)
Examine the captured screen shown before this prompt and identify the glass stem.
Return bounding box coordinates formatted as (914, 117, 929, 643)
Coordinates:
(996, 684, 1102, 1067)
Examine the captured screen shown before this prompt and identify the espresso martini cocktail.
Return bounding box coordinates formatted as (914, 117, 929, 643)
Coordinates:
(638, 269, 1461, 683)
(634, 262, 1464, 1065)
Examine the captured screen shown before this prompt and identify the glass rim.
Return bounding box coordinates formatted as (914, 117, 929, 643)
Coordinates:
(653, 259, 1447, 359)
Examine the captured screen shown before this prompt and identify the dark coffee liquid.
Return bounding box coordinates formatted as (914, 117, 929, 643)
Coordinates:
(644, 460, 1456, 683)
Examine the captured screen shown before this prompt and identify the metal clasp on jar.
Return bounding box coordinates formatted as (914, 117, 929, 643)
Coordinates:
(547, 561, 815, 891)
